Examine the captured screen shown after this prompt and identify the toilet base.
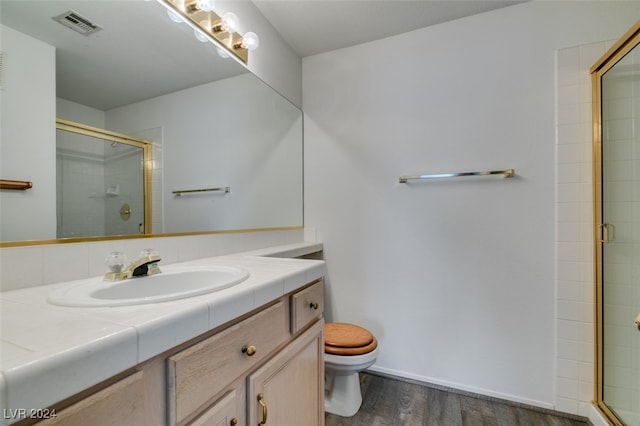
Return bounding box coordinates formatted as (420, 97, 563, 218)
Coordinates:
(324, 371, 363, 417)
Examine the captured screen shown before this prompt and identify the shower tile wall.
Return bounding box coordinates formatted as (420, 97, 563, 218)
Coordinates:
(103, 150, 144, 236)
(555, 41, 609, 417)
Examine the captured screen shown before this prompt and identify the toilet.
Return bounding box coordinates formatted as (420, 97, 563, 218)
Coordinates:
(324, 322, 378, 417)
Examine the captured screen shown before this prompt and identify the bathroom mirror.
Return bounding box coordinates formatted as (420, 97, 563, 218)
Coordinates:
(0, 0, 303, 245)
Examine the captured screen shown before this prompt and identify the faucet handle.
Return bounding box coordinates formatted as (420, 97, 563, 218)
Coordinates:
(105, 252, 128, 273)
(104, 252, 132, 281)
(139, 248, 158, 258)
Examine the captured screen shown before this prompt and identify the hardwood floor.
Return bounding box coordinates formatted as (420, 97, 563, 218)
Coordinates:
(325, 373, 591, 426)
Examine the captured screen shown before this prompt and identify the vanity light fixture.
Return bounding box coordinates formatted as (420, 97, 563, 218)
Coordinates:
(190, 0, 214, 13)
(156, 0, 259, 63)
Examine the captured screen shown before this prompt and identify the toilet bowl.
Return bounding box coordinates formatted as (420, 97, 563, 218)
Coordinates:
(324, 322, 378, 417)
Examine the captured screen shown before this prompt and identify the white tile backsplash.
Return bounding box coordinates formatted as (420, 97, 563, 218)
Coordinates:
(0, 247, 44, 291)
(0, 229, 306, 292)
(42, 244, 89, 285)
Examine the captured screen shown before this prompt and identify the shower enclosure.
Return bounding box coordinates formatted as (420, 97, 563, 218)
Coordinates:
(56, 120, 152, 239)
(592, 21, 640, 426)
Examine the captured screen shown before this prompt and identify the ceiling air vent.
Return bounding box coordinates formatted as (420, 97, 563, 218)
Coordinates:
(53, 10, 102, 36)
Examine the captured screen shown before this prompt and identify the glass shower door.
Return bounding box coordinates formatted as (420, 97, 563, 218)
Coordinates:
(594, 22, 640, 426)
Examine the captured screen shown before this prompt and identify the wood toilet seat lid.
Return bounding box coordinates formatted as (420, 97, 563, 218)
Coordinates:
(325, 322, 374, 348)
(324, 322, 377, 355)
(325, 336, 378, 356)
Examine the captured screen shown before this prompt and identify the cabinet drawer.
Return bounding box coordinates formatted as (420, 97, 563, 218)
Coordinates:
(291, 280, 324, 334)
(168, 301, 289, 425)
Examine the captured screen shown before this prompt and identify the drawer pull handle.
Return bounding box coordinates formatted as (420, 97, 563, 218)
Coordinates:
(242, 345, 257, 356)
(310, 302, 319, 310)
(230, 419, 238, 426)
(258, 393, 268, 425)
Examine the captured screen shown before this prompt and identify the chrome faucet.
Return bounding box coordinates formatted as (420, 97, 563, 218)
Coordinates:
(104, 250, 162, 281)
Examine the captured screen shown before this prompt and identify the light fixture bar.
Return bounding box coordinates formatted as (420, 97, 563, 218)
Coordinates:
(156, 0, 249, 63)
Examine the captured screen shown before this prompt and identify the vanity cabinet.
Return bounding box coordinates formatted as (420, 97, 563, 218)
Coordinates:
(187, 387, 242, 426)
(25, 279, 324, 426)
(29, 279, 324, 426)
(32, 371, 148, 426)
(175, 279, 325, 426)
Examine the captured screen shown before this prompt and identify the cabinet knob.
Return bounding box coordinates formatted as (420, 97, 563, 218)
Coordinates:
(230, 419, 238, 426)
(242, 344, 257, 356)
(309, 302, 319, 310)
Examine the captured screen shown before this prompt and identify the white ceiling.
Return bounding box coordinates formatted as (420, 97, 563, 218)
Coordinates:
(0, 0, 526, 110)
(253, 0, 527, 57)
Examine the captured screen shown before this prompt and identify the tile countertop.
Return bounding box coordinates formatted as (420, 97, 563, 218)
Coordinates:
(0, 243, 324, 423)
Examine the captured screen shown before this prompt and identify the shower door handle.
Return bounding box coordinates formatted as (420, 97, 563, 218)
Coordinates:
(600, 223, 614, 243)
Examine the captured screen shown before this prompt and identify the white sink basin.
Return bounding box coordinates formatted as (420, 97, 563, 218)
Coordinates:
(48, 265, 250, 307)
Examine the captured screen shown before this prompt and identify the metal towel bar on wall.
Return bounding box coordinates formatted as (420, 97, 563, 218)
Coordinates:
(399, 169, 515, 183)
(0, 179, 33, 190)
(172, 186, 230, 196)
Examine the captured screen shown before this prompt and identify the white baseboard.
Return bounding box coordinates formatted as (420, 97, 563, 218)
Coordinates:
(367, 365, 555, 411)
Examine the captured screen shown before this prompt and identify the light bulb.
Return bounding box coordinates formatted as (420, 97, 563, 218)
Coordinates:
(167, 9, 184, 23)
(196, 0, 214, 12)
(221, 12, 239, 33)
(217, 47, 230, 58)
(194, 28, 208, 42)
(241, 32, 259, 50)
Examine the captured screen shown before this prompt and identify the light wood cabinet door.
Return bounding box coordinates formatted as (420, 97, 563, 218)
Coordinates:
(247, 320, 324, 426)
(189, 388, 241, 426)
(34, 371, 147, 426)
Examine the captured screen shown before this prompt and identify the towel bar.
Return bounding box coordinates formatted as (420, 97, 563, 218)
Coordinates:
(172, 187, 230, 196)
(399, 169, 514, 183)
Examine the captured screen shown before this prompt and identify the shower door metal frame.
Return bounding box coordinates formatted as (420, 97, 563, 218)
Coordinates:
(591, 20, 640, 426)
(56, 118, 154, 236)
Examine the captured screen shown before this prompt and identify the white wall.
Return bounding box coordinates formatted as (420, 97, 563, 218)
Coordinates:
(0, 25, 56, 241)
(303, 0, 640, 413)
(216, 0, 302, 107)
(56, 98, 105, 129)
